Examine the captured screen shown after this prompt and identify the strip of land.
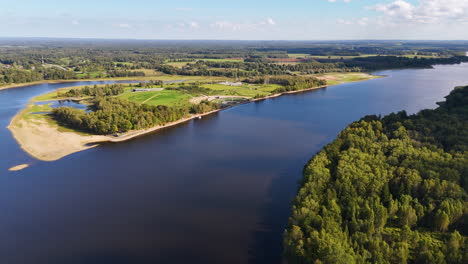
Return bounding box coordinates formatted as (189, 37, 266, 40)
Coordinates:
(0, 75, 229, 91)
(7, 73, 381, 162)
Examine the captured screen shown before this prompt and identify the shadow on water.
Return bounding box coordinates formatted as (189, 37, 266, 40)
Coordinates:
(248, 169, 301, 264)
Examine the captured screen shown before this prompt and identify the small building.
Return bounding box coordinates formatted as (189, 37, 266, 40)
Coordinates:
(132, 88, 164, 92)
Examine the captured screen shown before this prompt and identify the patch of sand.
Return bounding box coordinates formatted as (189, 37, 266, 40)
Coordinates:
(316, 75, 339, 81)
(190, 95, 249, 104)
(8, 164, 30, 171)
(8, 119, 110, 161)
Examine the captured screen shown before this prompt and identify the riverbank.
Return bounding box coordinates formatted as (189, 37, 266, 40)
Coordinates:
(5, 84, 333, 162)
(0, 79, 137, 91)
(7, 72, 381, 163)
(0, 75, 231, 91)
(7, 106, 110, 161)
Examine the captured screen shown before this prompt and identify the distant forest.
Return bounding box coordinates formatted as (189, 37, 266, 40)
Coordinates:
(284, 86, 468, 263)
(1, 39, 468, 85)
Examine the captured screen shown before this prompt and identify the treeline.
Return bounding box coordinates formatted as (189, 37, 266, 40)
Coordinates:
(0, 67, 77, 84)
(52, 97, 189, 134)
(156, 60, 360, 77)
(189, 100, 219, 114)
(245, 76, 327, 93)
(341, 56, 468, 71)
(284, 86, 468, 263)
(106, 70, 146, 78)
(135, 80, 164, 88)
(52, 96, 220, 134)
(62, 84, 125, 97)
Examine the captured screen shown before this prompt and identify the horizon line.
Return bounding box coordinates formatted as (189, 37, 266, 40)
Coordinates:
(1, 36, 468, 42)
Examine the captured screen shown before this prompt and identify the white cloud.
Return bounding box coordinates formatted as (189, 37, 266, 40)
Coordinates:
(370, 0, 468, 24)
(189, 21, 200, 29)
(114, 23, 131, 28)
(267, 18, 276, 25)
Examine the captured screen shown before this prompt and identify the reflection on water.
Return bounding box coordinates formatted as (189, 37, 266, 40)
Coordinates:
(34, 99, 89, 112)
(0, 64, 468, 264)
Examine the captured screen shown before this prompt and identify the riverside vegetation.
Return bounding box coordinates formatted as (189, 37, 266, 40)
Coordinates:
(284, 86, 468, 263)
(51, 76, 326, 135)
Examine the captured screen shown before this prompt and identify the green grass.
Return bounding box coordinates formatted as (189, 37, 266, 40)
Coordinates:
(16, 102, 92, 134)
(32, 85, 99, 101)
(165, 62, 192, 68)
(113, 62, 133, 66)
(118, 90, 193, 107)
(287, 53, 310, 58)
(199, 58, 244, 62)
(22, 104, 53, 121)
(34, 91, 63, 101)
(201, 83, 279, 97)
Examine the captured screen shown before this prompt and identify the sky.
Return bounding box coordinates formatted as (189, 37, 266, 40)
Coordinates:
(1, 0, 468, 40)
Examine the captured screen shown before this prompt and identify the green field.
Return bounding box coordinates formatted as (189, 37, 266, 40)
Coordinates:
(165, 62, 192, 68)
(118, 90, 193, 107)
(199, 58, 244, 62)
(201, 83, 280, 97)
(113, 62, 133, 66)
(287, 53, 310, 58)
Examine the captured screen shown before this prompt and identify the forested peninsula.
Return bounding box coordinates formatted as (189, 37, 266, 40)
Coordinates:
(284, 86, 468, 263)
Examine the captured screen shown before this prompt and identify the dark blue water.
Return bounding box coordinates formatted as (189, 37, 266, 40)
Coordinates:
(1, 64, 468, 264)
(34, 100, 89, 112)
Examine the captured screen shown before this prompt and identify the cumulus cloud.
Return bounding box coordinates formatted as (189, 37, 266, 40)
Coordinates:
(369, 0, 468, 24)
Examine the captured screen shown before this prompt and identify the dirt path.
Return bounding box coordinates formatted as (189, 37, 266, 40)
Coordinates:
(189, 95, 249, 104)
(140, 93, 160, 105)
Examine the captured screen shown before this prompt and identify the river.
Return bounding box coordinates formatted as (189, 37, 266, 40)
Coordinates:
(1, 64, 468, 264)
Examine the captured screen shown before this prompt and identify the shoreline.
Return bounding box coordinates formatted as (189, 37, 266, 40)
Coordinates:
(7, 85, 329, 162)
(0, 75, 230, 91)
(0, 78, 148, 91)
(106, 84, 331, 143)
(7, 73, 382, 163)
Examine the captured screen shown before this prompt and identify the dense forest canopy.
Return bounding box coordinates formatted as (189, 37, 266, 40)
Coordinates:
(52, 97, 194, 134)
(284, 86, 468, 263)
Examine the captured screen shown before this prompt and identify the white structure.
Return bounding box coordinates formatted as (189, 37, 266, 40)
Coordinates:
(218, 81, 243, 86)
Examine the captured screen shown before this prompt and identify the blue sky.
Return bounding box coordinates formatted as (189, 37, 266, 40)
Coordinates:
(1, 0, 468, 40)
